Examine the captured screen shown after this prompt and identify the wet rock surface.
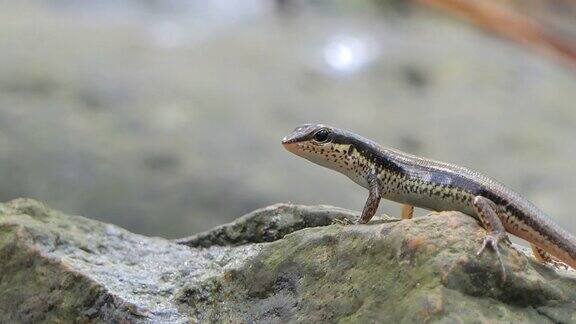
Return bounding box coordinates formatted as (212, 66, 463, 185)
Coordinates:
(1, 199, 575, 322)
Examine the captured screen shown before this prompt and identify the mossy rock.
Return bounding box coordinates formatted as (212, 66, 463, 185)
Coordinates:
(0, 199, 575, 323)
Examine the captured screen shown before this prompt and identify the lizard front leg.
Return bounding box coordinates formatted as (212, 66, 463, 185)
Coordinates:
(359, 173, 381, 224)
(472, 196, 511, 281)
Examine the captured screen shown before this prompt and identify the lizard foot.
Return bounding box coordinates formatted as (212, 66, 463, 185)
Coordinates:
(376, 213, 403, 224)
(476, 233, 509, 281)
(332, 217, 355, 226)
(472, 196, 511, 282)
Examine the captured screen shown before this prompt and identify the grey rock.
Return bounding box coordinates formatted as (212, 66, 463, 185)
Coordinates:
(1, 198, 575, 323)
(175, 203, 364, 248)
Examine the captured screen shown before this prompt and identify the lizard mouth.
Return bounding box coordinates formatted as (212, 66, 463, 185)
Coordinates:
(282, 134, 306, 156)
(281, 139, 298, 154)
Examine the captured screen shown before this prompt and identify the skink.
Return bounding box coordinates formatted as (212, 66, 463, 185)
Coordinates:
(282, 124, 576, 279)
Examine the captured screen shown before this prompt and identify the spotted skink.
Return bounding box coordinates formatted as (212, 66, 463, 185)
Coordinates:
(282, 124, 576, 279)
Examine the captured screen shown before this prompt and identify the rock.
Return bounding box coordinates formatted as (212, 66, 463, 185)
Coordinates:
(0, 199, 575, 322)
(175, 203, 363, 248)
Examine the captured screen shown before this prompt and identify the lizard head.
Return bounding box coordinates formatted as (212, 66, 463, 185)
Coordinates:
(282, 124, 357, 171)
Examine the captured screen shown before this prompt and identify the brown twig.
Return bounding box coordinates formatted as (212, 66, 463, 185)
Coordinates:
(416, 0, 576, 69)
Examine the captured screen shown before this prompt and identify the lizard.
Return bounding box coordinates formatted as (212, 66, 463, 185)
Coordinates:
(281, 123, 576, 280)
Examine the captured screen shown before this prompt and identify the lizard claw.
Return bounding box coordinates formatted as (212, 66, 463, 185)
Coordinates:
(332, 217, 355, 226)
(476, 233, 508, 281)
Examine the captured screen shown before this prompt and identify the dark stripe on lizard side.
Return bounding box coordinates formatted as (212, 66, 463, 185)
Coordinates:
(332, 132, 405, 174)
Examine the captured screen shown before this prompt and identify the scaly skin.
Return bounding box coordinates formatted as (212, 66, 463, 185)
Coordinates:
(282, 124, 576, 278)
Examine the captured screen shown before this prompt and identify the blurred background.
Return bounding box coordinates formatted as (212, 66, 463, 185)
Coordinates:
(1, 0, 575, 238)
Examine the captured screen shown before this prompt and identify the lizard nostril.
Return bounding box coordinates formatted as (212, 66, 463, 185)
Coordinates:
(282, 136, 292, 144)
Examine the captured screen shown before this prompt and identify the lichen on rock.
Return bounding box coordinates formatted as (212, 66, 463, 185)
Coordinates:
(0, 198, 575, 323)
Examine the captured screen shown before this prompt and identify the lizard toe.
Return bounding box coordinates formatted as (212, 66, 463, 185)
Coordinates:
(476, 233, 508, 281)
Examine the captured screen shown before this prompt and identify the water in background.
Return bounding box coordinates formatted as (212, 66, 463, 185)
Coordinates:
(1, 0, 575, 238)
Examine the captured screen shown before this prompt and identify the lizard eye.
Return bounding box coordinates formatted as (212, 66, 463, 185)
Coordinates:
(313, 129, 331, 143)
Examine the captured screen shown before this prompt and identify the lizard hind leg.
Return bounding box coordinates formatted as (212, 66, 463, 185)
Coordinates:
(531, 244, 550, 263)
(472, 196, 511, 281)
(401, 204, 414, 219)
(531, 244, 570, 269)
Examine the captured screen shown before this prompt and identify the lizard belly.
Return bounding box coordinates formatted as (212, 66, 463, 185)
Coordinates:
(381, 183, 476, 217)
